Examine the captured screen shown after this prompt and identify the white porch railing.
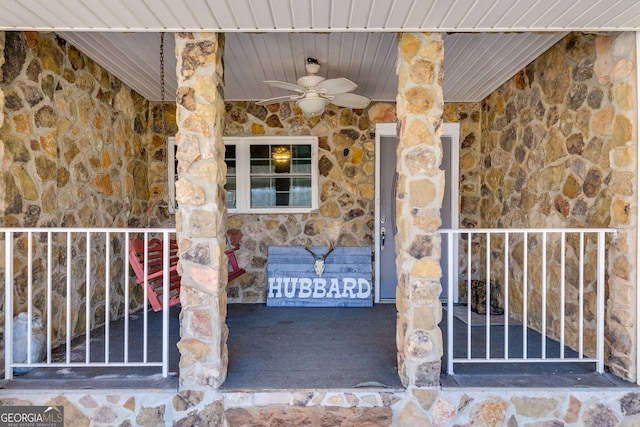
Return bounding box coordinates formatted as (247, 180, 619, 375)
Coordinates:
(1, 227, 176, 379)
(440, 228, 615, 375)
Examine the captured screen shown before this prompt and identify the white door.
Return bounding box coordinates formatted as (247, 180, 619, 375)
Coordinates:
(374, 123, 460, 303)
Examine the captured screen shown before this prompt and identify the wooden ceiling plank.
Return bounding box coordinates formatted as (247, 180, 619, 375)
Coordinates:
(120, 0, 163, 29)
(366, 0, 394, 29)
(142, 0, 186, 29)
(43, 0, 109, 28)
(230, 34, 273, 99)
(443, 33, 483, 91)
(250, 0, 276, 30)
(454, 0, 498, 29)
(330, 0, 351, 30)
(474, 0, 522, 29)
(444, 33, 506, 100)
(348, 0, 373, 29)
(619, 4, 640, 28)
(383, 0, 414, 29)
(440, 0, 477, 29)
(513, 0, 572, 28)
(0, 5, 28, 28)
(94, 0, 151, 29)
(358, 34, 391, 98)
(399, 0, 424, 29)
(225, 0, 257, 30)
(204, 0, 240, 29)
(62, 32, 159, 99)
(269, 0, 293, 30)
(11, 0, 71, 29)
(465, 33, 565, 101)
(311, 0, 331, 29)
(289, 0, 312, 29)
(184, 0, 221, 29)
(491, 0, 533, 29)
(421, 0, 457, 28)
(160, 0, 200, 31)
(582, 0, 634, 28)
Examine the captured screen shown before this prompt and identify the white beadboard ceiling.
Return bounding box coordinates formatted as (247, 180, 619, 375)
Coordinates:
(59, 31, 567, 103)
(2, 0, 639, 31)
(6, 0, 637, 103)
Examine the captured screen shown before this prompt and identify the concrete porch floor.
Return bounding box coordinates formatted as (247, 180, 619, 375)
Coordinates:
(3, 303, 636, 390)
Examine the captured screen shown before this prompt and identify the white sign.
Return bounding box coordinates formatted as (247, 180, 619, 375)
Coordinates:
(269, 277, 372, 299)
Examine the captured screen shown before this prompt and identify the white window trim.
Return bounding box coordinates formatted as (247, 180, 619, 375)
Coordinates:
(227, 136, 319, 214)
(169, 136, 319, 215)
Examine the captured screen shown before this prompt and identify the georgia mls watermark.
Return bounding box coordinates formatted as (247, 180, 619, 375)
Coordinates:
(0, 406, 64, 427)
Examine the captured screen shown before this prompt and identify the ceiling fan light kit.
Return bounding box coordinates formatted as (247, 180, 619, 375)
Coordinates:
(258, 57, 371, 115)
(297, 97, 328, 116)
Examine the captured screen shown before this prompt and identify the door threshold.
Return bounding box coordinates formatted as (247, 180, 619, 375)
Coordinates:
(377, 299, 396, 304)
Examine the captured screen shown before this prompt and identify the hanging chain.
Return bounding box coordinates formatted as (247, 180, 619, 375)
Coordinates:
(160, 32, 166, 137)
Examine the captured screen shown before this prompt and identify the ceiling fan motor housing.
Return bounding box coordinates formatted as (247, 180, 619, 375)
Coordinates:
(297, 74, 325, 89)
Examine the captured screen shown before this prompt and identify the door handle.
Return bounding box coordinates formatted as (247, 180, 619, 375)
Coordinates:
(381, 227, 386, 251)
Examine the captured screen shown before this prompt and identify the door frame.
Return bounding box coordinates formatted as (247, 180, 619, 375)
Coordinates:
(374, 123, 397, 303)
(374, 122, 460, 303)
(441, 123, 461, 303)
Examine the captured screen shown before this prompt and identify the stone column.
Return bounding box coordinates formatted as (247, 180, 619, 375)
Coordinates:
(395, 33, 445, 388)
(174, 32, 228, 389)
(0, 31, 5, 223)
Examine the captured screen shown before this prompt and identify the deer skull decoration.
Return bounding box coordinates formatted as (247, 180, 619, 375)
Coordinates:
(304, 241, 335, 277)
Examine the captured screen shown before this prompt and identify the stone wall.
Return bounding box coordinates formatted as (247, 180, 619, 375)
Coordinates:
(223, 101, 397, 303)
(476, 32, 637, 380)
(147, 101, 178, 227)
(2, 387, 640, 426)
(0, 31, 161, 350)
(443, 102, 482, 230)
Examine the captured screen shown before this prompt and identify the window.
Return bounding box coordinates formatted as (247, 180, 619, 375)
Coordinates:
(225, 136, 318, 213)
(169, 136, 319, 214)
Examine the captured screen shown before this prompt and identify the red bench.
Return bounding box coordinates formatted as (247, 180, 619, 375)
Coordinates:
(128, 238, 246, 311)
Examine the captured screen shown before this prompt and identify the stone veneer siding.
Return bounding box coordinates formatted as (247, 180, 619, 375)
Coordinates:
(395, 33, 445, 388)
(0, 31, 170, 361)
(476, 32, 638, 380)
(223, 100, 396, 303)
(0, 29, 639, 427)
(443, 102, 482, 230)
(174, 32, 229, 389)
(3, 388, 640, 426)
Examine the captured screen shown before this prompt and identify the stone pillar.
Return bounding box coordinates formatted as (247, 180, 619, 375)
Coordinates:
(174, 32, 228, 389)
(395, 33, 445, 388)
(0, 30, 5, 223)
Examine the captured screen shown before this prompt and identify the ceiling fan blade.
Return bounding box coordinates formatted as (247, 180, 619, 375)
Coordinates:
(264, 80, 306, 93)
(329, 93, 371, 109)
(316, 77, 357, 94)
(256, 94, 302, 106)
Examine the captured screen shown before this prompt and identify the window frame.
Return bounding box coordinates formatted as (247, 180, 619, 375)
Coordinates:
(168, 136, 319, 214)
(225, 136, 319, 214)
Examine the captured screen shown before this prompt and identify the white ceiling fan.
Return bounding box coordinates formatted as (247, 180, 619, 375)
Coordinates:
(257, 58, 371, 116)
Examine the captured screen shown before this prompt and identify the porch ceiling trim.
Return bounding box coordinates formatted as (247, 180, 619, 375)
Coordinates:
(1, 0, 639, 32)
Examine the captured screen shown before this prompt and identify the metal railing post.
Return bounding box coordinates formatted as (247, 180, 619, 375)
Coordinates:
(5, 231, 14, 379)
(446, 231, 454, 374)
(596, 231, 605, 373)
(162, 231, 170, 378)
